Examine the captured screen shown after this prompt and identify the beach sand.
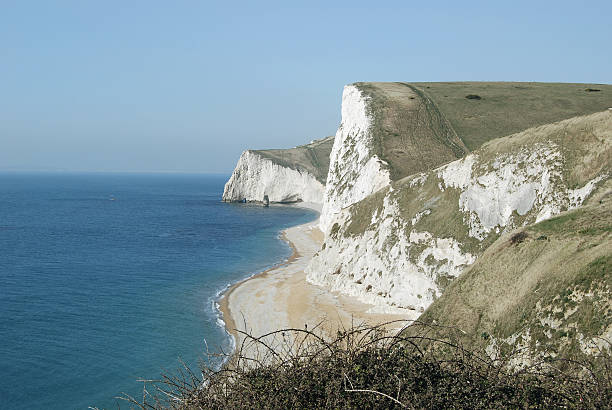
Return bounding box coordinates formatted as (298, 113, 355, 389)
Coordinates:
(218, 204, 407, 360)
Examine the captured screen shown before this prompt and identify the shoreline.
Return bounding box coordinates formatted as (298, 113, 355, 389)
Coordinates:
(217, 228, 301, 351)
(217, 201, 319, 353)
(217, 202, 407, 359)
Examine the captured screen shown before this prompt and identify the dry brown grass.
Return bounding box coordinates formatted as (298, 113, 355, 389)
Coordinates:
(419, 200, 612, 361)
(355, 82, 469, 181)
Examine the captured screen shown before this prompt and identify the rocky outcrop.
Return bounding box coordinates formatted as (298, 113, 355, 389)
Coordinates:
(222, 150, 324, 203)
(222, 137, 333, 204)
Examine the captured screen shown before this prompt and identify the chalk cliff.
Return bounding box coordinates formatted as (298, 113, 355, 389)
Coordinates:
(319, 85, 391, 232)
(222, 136, 333, 204)
(308, 82, 612, 317)
(320, 82, 469, 232)
(307, 111, 611, 317)
(224, 81, 612, 360)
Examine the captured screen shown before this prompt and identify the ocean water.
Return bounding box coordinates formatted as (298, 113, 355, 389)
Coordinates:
(0, 172, 317, 409)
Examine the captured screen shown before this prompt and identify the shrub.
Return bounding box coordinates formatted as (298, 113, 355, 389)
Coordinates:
(115, 321, 612, 409)
(510, 231, 528, 245)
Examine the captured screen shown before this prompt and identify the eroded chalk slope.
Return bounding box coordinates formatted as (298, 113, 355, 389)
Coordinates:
(307, 111, 611, 317)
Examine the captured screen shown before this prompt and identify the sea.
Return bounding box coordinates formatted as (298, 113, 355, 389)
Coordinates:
(0, 172, 317, 409)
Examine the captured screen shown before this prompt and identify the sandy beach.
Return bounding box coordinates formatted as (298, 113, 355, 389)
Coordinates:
(218, 203, 406, 359)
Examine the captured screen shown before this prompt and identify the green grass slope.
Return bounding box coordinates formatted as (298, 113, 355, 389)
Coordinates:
(252, 136, 334, 184)
(353, 82, 469, 181)
(411, 81, 612, 150)
(418, 199, 611, 363)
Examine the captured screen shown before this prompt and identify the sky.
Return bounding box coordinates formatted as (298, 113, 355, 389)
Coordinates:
(1, 1, 610, 174)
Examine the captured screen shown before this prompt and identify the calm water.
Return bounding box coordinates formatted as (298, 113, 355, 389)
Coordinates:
(0, 173, 317, 409)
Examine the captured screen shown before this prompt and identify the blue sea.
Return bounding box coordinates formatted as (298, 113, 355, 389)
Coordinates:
(0, 172, 317, 409)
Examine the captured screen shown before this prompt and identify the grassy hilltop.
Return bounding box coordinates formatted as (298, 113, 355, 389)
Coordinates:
(412, 81, 612, 150)
(354, 81, 612, 180)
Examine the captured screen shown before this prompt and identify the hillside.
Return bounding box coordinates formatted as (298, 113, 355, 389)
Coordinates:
(307, 110, 611, 316)
(319, 82, 612, 231)
(418, 198, 611, 364)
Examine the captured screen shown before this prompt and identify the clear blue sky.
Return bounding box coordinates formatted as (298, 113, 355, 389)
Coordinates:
(1, 1, 610, 173)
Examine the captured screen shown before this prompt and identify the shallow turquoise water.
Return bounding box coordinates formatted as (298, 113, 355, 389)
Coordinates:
(0, 172, 316, 409)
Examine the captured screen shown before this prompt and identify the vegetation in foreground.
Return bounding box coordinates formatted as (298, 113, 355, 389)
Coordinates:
(117, 322, 611, 409)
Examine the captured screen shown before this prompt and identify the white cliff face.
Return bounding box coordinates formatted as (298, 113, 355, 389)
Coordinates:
(319, 85, 391, 233)
(307, 183, 476, 317)
(222, 150, 325, 204)
(307, 112, 610, 315)
(437, 144, 566, 240)
(436, 144, 609, 239)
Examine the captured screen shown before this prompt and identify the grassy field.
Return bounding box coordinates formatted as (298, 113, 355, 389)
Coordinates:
(354, 82, 469, 181)
(252, 136, 334, 184)
(411, 81, 612, 150)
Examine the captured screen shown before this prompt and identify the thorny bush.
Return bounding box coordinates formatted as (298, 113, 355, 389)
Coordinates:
(116, 320, 612, 409)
